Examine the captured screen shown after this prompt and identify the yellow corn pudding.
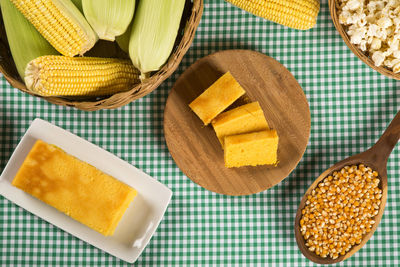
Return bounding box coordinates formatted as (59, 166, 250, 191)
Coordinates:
(12, 140, 137, 236)
(189, 71, 245, 125)
(224, 130, 279, 168)
(212, 102, 269, 145)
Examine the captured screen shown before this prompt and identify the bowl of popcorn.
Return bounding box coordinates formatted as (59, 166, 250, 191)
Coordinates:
(329, 0, 400, 79)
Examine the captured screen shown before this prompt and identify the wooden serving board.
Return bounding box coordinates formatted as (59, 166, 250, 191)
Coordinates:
(164, 50, 311, 196)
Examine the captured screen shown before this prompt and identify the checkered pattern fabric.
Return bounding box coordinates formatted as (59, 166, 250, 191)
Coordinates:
(1, 0, 400, 266)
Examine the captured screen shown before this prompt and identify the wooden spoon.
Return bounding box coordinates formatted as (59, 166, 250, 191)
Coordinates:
(295, 111, 400, 264)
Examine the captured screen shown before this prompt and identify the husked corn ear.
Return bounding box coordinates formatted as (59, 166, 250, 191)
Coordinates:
(24, 56, 140, 97)
(0, 0, 58, 79)
(10, 0, 98, 57)
(226, 0, 320, 30)
(129, 0, 185, 79)
(83, 0, 135, 41)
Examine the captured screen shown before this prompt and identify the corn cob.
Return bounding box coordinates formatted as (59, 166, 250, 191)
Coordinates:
(226, 0, 320, 30)
(10, 0, 98, 57)
(0, 0, 58, 79)
(24, 56, 140, 97)
(129, 0, 185, 79)
(82, 0, 135, 41)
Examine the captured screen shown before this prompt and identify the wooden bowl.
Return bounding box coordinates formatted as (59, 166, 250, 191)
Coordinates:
(0, 0, 203, 111)
(329, 0, 400, 80)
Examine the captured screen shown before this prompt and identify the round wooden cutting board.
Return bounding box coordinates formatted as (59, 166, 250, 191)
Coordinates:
(164, 50, 311, 196)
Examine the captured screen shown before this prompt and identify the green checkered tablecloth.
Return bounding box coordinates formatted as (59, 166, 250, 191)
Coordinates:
(1, 0, 399, 266)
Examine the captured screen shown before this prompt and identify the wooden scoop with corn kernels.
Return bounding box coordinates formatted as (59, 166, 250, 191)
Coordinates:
(295, 111, 400, 264)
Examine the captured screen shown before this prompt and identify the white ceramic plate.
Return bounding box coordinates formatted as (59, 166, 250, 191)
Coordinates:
(0, 118, 172, 263)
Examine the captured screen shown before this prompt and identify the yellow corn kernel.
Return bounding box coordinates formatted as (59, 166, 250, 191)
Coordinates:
(25, 55, 140, 97)
(226, 0, 320, 30)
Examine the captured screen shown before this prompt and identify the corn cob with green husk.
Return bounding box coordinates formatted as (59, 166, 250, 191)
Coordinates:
(0, 0, 58, 79)
(129, 0, 185, 80)
(116, 23, 132, 54)
(24, 55, 140, 97)
(226, 0, 320, 30)
(82, 0, 135, 41)
(10, 0, 98, 57)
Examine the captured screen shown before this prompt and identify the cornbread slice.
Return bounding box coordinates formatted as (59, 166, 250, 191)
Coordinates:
(212, 102, 269, 145)
(224, 130, 279, 168)
(12, 140, 137, 236)
(189, 72, 246, 125)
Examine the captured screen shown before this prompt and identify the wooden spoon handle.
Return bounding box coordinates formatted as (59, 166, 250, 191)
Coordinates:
(369, 110, 400, 165)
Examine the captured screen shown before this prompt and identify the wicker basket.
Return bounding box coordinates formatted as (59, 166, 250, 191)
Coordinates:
(0, 0, 203, 111)
(329, 0, 400, 80)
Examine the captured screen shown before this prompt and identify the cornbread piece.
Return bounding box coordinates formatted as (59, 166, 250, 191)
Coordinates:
(212, 102, 269, 145)
(224, 130, 278, 168)
(12, 140, 137, 236)
(189, 72, 246, 125)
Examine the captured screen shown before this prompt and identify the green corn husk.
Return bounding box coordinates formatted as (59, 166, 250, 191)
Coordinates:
(82, 0, 135, 41)
(70, 0, 83, 12)
(129, 0, 185, 80)
(0, 0, 58, 79)
(116, 22, 132, 53)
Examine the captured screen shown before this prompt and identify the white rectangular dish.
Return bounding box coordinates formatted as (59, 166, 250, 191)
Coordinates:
(0, 118, 172, 263)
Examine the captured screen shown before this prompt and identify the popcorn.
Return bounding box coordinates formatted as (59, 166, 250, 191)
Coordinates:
(371, 38, 382, 50)
(346, 0, 361, 11)
(393, 61, 400, 72)
(372, 51, 386, 66)
(338, 0, 400, 73)
(349, 27, 367, 44)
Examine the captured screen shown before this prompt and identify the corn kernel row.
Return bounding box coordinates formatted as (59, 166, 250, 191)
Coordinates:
(300, 164, 382, 259)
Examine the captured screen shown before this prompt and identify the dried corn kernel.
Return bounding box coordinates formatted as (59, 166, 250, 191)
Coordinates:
(300, 164, 382, 259)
